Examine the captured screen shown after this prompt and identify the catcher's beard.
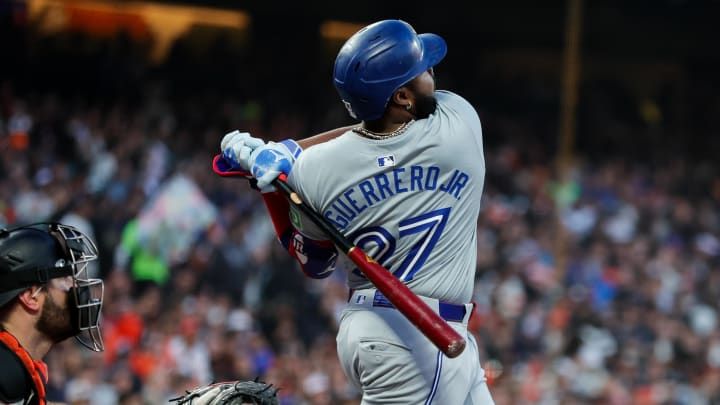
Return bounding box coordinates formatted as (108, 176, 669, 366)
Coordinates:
(36, 290, 79, 343)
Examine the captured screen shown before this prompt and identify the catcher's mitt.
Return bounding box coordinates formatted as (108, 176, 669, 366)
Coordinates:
(170, 379, 279, 405)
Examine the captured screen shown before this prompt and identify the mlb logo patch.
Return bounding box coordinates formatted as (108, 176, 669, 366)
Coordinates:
(377, 155, 396, 167)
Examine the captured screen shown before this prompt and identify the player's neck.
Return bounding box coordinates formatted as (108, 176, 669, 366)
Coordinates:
(361, 110, 415, 134)
(2, 316, 53, 359)
(354, 119, 414, 140)
(361, 121, 405, 134)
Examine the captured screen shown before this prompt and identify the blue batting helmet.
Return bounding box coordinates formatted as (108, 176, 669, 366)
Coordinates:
(333, 20, 447, 121)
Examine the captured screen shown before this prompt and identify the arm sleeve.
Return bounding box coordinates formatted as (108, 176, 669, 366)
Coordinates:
(261, 191, 338, 279)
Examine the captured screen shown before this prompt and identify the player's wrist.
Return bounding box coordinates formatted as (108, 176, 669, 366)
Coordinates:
(249, 140, 303, 192)
(278, 139, 303, 159)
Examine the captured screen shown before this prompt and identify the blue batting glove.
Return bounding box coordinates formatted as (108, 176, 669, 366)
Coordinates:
(249, 140, 302, 192)
(220, 130, 266, 171)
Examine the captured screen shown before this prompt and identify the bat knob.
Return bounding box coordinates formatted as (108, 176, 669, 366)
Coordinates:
(446, 338, 466, 358)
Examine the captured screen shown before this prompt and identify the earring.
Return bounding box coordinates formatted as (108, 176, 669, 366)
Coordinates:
(406, 103, 412, 111)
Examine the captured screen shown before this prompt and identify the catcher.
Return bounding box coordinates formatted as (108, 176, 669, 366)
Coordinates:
(0, 223, 104, 405)
(169, 379, 279, 405)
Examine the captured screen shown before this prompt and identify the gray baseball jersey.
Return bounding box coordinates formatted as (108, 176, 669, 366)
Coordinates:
(288, 90, 485, 304)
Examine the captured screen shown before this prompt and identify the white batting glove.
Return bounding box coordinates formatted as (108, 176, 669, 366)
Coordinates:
(220, 130, 266, 171)
(248, 140, 302, 192)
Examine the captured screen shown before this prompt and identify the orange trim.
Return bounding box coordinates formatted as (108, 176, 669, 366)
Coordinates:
(0, 331, 47, 405)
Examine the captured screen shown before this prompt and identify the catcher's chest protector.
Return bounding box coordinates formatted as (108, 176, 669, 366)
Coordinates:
(0, 331, 47, 405)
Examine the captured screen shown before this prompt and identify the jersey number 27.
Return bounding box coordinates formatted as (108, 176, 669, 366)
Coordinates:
(349, 207, 451, 282)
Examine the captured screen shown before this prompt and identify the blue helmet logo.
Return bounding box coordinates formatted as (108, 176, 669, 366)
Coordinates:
(333, 20, 447, 121)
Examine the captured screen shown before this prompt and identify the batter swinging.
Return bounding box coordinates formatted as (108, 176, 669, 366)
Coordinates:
(218, 19, 495, 405)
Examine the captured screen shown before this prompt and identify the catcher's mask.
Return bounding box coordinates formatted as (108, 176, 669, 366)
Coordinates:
(0, 223, 104, 352)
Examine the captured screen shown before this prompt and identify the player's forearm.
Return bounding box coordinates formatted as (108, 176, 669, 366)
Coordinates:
(297, 125, 355, 149)
(261, 192, 338, 278)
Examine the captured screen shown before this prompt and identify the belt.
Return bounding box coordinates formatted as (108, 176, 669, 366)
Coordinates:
(348, 289, 471, 323)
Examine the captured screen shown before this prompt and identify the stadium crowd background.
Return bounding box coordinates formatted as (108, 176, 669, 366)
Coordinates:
(2, 1, 720, 404)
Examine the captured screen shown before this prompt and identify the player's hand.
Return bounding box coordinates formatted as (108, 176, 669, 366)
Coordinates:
(221, 130, 265, 171)
(249, 140, 302, 192)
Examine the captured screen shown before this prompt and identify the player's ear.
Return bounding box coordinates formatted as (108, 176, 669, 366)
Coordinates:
(16, 286, 43, 313)
(391, 87, 413, 109)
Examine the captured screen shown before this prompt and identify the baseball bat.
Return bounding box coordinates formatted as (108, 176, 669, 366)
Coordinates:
(273, 175, 466, 358)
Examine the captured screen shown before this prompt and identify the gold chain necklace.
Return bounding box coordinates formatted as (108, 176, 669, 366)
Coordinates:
(352, 120, 415, 140)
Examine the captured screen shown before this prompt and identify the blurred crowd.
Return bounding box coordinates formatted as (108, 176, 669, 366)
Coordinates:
(2, 18, 720, 405)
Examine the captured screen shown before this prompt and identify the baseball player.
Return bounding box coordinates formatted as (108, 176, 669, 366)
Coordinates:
(217, 20, 494, 404)
(0, 223, 104, 405)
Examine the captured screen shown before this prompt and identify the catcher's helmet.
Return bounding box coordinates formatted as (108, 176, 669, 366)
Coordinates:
(0, 223, 104, 351)
(333, 20, 447, 121)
